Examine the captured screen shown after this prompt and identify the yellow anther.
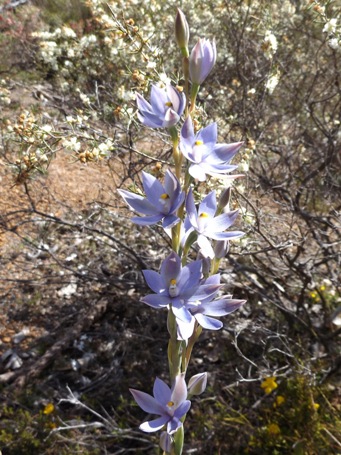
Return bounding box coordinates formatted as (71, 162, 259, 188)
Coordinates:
(170, 279, 177, 286)
(160, 193, 170, 200)
(165, 102, 173, 107)
(195, 140, 204, 146)
(199, 212, 209, 218)
(167, 401, 174, 407)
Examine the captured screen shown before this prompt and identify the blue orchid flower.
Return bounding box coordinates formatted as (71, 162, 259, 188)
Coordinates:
(136, 84, 185, 128)
(118, 170, 185, 229)
(130, 374, 191, 434)
(184, 189, 244, 258)
(141, 251, 245, 340)
(180, 117, 243, 181)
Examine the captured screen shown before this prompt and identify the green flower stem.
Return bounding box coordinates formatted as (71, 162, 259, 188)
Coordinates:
(210, 256, 221, 275)
(190, 83, 200, 113)
(173, 424, 184, 455)
(183, 168, 192, 193)
(169, 126, 182, 180)
(181, 231, 198, 266)
(172, 168, 193, 255)
(169, 126, 183, 254)
(184, 323, 202, 371)
(182, 56, 190, 116)
(171, 224, 180, 254)
(167, 308, 182, 381)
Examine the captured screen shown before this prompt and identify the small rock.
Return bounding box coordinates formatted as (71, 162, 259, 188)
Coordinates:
(2, 351, 23, 370)
(12, 327, 30, 344)
(331, 306, 341, 327)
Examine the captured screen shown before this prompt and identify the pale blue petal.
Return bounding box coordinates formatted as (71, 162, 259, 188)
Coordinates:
(189, 163, 207, 181)
(160, 432, 172, 452)
(213, 142, 243, 162)
(162, 109, 180, 128)
(170, 373, 188, 405)
(142, 270, 165, 293)
(167, 416, 181, 434)
(130, 389, 165, 415)
(181, 116, 194, 142)
(204, 274, 220, 286)
(177, 260, 201, 291)
(150, 85, 168, 114)
(207, 230, 245, 241)
(162, 214, 180, 229)
(204, 210, 239, 233)
(174, 400, 191, 419)
(167, 85, 185, 114)
(141, 294, 170, 308)
(163, 170, 178, 199)
(153, 377, 171, 405)
(142, 172, 165, 208)
(200, 298, 245, 316)
(185, 189, 199, 229)
(137, 111, 163, 128)
(185, 283, 220, 301)
(136, 93, 153, 114)
(200, 39, 216, 82)
(195, 313, 223, 330)
(161, 252, 181, 285)
(197, 234, 215, 259)
(118, 189, 157, 216)
(177, 317, 195, 340)
(140, 416, 169, 433)
(170, 191, 185, 213)
(198, 191, 217, 218)
(202, 163, 238, 173)
(197, 122, 217, 146)
(131, 215, 163, 225)
(172, 302, 193, 323)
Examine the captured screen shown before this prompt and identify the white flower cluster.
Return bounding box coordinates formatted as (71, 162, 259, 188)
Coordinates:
(265, 70, 280, 94)
(92, 139, 114, 159)
(63, 136, 81, 152)
(322, 19, 340, 50)
(323, 18, 337, 34)
(262, 31, 278, 59)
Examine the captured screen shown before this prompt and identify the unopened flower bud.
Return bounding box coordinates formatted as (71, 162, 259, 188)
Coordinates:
(175, 8, 189, 57)
(188, 372, 207, 396)
(214, 240, 229, 259)
(197, 252, 211, 276)
(160, 431, 172, 452)
(189, 38, 216, 85)
(217, 187, 231, 212)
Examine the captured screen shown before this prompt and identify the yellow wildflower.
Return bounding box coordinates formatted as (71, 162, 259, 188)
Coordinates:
(43, 403, 55, 415)
(313, 402, 320, 411)
(274, 395, 285, 407)
(261, 377, 278, 394)
(267, 423, 281, 435)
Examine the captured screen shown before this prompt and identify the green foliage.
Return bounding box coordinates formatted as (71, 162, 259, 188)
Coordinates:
(0, 400, 103, 455)
(248, 376, 341, 454)
(0, 405, 49, 455)
(187, 375, 341, 454)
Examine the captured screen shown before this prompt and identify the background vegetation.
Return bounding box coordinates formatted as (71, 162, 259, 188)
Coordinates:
(0, 0, 340, 453)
